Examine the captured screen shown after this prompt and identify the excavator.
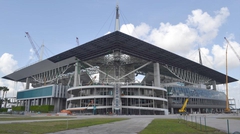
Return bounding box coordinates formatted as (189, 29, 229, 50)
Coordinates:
(179, 98, 189, 115)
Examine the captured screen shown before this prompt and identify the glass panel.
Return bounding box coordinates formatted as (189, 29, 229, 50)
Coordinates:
(167, 86, 225, 100)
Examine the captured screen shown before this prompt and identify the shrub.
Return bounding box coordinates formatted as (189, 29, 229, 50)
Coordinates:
(12, 106, 25, 111)
(30, 105, 54, 113)
(0, 108, 8, 112)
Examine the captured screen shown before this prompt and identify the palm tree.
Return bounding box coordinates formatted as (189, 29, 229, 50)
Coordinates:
(3, 87, 9, 99)
(0, 86, 3, 99)
(0, 86, 4, 109)
(4, 98, 9, 108)
(2, 87, 9, 108)
(0, 86, 9, 108)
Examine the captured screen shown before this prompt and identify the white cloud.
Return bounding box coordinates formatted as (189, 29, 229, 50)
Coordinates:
(120, 23, 135, 36)
(187, 7, 230, 45)
(148, 22, 198, 55)
(133, 23, 151, 39)
(0, 53, 18, 75)
(119, 7, 230, 59)
(0, 53, 22, 97)
(29, 48, 35, 60)
(0, 79, 3, 87)
(211, 39, 240, 70)
(186, 47, 214, 69)
(105, 31, 111, 35)
(0, 79, 25, 98)
(217, 81, 240, 108)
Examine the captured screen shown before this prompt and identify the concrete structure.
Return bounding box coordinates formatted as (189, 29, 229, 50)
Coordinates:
(2, 6, 238, 115)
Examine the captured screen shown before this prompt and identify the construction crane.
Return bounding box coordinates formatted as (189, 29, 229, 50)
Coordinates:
(179, 98, 189, 114)
(224, 37, 240, 62)
(224, 37, 240, 113)
(76, 37, 79, 46)
(25, 32, 41, 61)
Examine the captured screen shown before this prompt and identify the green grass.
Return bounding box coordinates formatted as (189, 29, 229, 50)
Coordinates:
(0, 118, 127, 134)
(0, 116, 75, 121)
(139, 119, 226, 134)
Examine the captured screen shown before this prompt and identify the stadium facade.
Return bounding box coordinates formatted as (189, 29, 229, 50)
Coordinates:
(3, 6, 238, 115)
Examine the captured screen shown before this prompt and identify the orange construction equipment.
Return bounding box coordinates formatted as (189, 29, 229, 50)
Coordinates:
(60, 109, 72, 115)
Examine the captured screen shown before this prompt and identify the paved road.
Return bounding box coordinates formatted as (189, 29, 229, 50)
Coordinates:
(48, 118, 154, 134)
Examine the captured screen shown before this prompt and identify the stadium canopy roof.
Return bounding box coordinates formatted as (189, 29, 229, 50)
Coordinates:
(3, 31, 238, 84)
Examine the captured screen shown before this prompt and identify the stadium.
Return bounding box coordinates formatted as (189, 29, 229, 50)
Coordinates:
(2, 6, 238, 115)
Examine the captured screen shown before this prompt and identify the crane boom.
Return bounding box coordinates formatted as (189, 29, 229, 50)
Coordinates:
(25, 32, 41, 60)
(224, 37, 240, 62)
(179, 98, 189, 113)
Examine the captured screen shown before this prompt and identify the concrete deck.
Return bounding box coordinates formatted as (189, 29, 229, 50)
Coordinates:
(48, 117, 154, 134)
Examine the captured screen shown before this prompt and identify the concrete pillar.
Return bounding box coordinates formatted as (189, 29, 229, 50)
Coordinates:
(57, 98, 60, 112)
(171, 107, 174, 114)
(153, 99, 155, 108)
(153, 63, 160, 87)
(24, 100, 26, 111)
(80, 99, 82, 107)
(198, 108, 201, 113)
(212, 80, 216, 90)
(164, 109, 168, 115)
(66, 101, 68, 110)
(41, 98, 43, 105)
(190, 108, 193, 114)
(50, 98, 53, 105)
(58, 84, 61, 98)
(27, 100, 30, 112)
(46, 98, 48, 105)
(25, 78, 30, 89)
(73, 61, 81, 87)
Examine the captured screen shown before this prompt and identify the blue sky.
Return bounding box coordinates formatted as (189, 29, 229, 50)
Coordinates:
(0, 0, 240, 107)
